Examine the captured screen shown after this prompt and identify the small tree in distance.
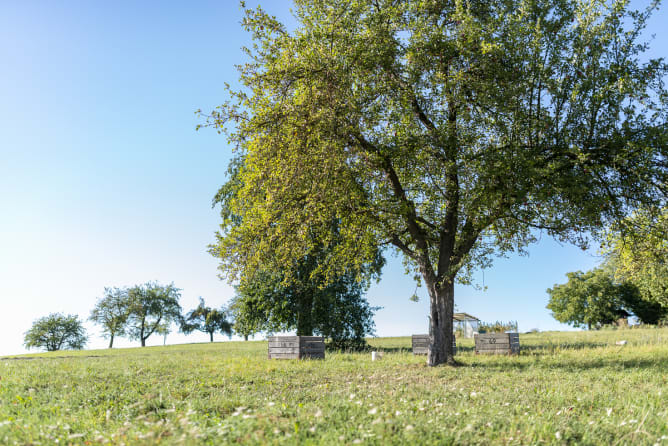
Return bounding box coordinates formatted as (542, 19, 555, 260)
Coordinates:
(89, 287, 130, 348)
(24, 313, 88, 352)
(126, 282, 182, 347)
(181, 297, 233, 342)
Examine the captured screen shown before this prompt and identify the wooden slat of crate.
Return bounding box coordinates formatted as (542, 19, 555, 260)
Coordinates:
(412, 334, 456, 355)
(298, 336, 325, 359)
(474, 333, 520, 355)
(268, 336, 325, 360)
(268, 341, 300, 348)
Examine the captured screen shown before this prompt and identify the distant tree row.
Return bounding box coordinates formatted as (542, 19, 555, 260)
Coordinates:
(89, 282, 185, 348)
(23, 282, 233, 352)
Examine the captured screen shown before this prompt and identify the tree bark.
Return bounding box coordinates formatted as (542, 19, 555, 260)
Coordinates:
(427, 279, 456, 366)
(108, 334, 114, 349)
(296, 292, 314, 336)
(209, 331, 214, 342)
(141, 337, 146, 347)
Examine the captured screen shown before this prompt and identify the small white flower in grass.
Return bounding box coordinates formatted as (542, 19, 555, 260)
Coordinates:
(661, 435, 668, 440)
(556, 410, 562, 416)
(619, 421, 627, 426)
(353, 440, 362, 444)
(470, 391, 477, 397)
(606, 408, 613, 417)
(629, 419, 638, 424)
(308, 426, 316, 433)
(395, 411, 402, 416)
(315, 409, 322, 417)
(349, 394, 356, 400)
(405, 425, 414, 431)
(356, 401, 362, 405)
(588, 421, 594, 425)
(368, 407, 377, 415)
(555, 432, 561, 440)
(267, 402, 275, 407)
(339, 436, 345, 441)
(372, 418, 382, 425)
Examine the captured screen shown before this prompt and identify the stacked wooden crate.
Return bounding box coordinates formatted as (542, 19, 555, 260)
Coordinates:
(474, 333, 520, 355)
(267, 336, 325, 359)
(411, 334, 457, 355)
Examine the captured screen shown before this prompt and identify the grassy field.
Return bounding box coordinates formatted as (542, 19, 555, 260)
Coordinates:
(1, 328, 667, 445)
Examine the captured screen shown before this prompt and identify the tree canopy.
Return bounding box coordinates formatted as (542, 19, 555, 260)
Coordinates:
(546, 267, 665, 328)
(89, 287, 131, 348)
(202, 0, 667, 365)
(181, 297, 233, 342)
(604, 209, 668, 309)
(230, 255, 381, 350)
(126, 282, 182, 347)
(213, 156, 384, 348)
(24, 313, 88, 352)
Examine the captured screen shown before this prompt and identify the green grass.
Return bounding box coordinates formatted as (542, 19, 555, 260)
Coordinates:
(2, 328, 668, 445)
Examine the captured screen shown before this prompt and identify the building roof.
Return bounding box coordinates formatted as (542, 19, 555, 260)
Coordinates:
(453, 312, 480, 321)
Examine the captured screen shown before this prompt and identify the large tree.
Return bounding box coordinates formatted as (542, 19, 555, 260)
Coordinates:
(229, 255, 381, 350)
(212, 156, 384, 348)
(202, 0, 667, 365)
(126, 282, 182, 347)
(181, 297, 233, 342)
(546, 267, 664, 328)
(605, 209, 668, 309)
(89, 287, 131, 348)
(24, 313, 88, 352)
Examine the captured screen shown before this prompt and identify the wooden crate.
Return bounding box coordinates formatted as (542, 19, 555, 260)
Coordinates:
(411, 334, 457, 355)
(474, 333, 520, 355)
(267, 336, 325, 360)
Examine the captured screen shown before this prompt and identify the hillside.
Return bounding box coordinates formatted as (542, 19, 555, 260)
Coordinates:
(1, 328, 667, 445)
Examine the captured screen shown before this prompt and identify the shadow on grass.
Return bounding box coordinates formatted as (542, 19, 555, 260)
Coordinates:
(365, 347, 414, 354)
(0, 355, 103, 361)
(468, 355, 668, 372)
(454, 341, 608, 354)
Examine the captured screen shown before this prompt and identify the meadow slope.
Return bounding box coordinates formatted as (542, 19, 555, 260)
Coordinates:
(1, 328, 667, 445)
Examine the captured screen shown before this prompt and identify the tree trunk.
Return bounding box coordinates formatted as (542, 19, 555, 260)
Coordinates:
(108, 334, 114, 349)
(427, 279, 456, 366)
(209, 331, 214, 342)
(244, 334, 249, 341)
(296, 292, 314, 336)
(141, 337, 146, 347)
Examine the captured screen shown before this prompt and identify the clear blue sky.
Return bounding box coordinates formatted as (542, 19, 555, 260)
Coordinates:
(1, 1, 665, 355)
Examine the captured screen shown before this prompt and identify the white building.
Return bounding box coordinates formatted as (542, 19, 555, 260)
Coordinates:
(453, 313, 480, 338)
